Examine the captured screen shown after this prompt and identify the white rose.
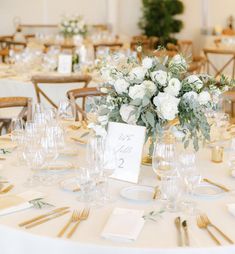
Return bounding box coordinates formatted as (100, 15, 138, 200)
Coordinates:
(141, 80, 156, 97)
(150, 70, 167, 86)
(120, 104, 137, 124)
(183, 91, 198, 100)
(100, 67, 113, 83)
(186, 75, 203, 90)
(198, 91, 211, 105)
(74, 28, 79, 34)
(67, 27, 72, 33)
(71, 22, 76, 28)
(129, 84, 146, 100)
(114, 79, 129, 94)
(129, 67, 147, 81)
(164, 78, 181, 97)
(142, 57, 153, 69)
(63, 20, 69, 26)
(170, 54, 187, 67)
(153, 92, 180, 120)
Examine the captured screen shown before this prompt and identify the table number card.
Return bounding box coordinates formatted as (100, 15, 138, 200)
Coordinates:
(107, 122, 146, 183)
(58, 54, 72, 74)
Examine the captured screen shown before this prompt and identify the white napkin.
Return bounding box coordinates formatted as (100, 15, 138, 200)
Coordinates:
(0, 191, 44, 216)
(101, 208, 145, 242)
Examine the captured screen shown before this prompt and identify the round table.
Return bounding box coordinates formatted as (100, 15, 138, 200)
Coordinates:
(0, 135, 235, 254)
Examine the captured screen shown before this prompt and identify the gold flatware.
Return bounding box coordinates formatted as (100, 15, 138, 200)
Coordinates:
(73, 187, 81, 192)
(152, 186, 161, 200)
(182, 220, 190, 246)
(0, 157, 6, 160)
(0, 184, 14, 194)
(81, 120, 88, 129)
(57, 210, 80, 237)
(174, 217, 183, 247)
(25, 210, 70, 229)
(70, 137, 87, 145)
(197, 215, 221, 245)
(200, 214, 234, 244)
(68, 125, 81, 130)
(203, 178, 230, 192)
(19, 207, 70, 227)
(67, 208, 90, 238)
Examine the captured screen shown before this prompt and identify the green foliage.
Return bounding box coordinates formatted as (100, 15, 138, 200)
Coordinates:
(139, 0, 184, 46)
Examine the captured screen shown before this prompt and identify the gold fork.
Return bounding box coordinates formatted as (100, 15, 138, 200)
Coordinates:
(67, 208, 90, 238)
(200, 214, 234, 244)
(197, 215, 221, 245)
(57, 210, 80, 237)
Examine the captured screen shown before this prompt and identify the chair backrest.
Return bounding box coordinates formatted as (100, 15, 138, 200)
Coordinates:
(67, 87, 105, 121)
(93, 42, 123, 58)
(0, 97, 32, 134)
(31, 74, 92, 108)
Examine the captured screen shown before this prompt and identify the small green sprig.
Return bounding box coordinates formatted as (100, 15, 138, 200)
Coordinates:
(29, 198, 54, 209)
(143, 209, 165, 222)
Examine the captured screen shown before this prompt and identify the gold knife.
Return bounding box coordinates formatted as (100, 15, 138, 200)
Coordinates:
(182, 220, 189, 246)
(203, 178, 230, 192)
(152, 186, 160, 199)
(0, 184, 14, 194)
(19, 207, 70, 227)
(70, 137, 87, 144)
(25, 210, 70, 229)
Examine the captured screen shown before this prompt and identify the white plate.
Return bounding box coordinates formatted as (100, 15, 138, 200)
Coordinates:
(120, 186, 155, 202)
(193, 183, 225, 198)
(60, 178, 80, 192)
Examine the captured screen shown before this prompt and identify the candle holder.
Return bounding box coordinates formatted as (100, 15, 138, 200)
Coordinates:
(211, 146, 224, 163)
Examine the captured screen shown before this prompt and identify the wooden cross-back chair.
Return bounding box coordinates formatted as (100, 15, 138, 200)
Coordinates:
(0, 97, 32, 134)
(31, 74, 92, 108)
(203, 47, 235, 79)
(93, 42, 123, 59)
(67, 87, 105, 121)
(130, 36, 158, 52)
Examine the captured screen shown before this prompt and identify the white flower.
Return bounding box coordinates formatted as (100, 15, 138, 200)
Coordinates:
(186, 75, 203, 90)
(67, 27, 72, 33)
(150, 70, 167, 86)
(153, 92, 180, 120)
(142, 57, 153, 69)
(120, 104, 137, 124)
(71, 22, 76, 28)
(114, 79, 129, 94)
(88, 123, 107, 137)
(198, 91, 211, 105)
(100, 67, 113, 83)
(129, 84, 146, 100)
(100, 87, 108, 93)
(141, 80, 156, 97)
(164, 78, 181, 97)
(74, 28, 79, 34)
(129, 67, 147, 81)
(183, 91, 198, 100)
(63, 20, 69, 26)
(170, 54, 187, 67)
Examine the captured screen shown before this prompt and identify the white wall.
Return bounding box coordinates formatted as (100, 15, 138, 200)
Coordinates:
(1, 0, 235, 51)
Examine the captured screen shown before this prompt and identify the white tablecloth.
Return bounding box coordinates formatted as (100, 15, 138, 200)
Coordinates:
(0, 134, 235, 253)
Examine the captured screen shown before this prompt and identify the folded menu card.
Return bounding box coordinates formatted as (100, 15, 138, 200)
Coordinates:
(227, 203, 235, 217)
(0, 191, 44, 216)
(101, 208, 145, 242)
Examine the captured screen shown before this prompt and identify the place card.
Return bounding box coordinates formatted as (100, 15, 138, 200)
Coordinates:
(107, 122, 146, 183)
(57, 54, 72, 74)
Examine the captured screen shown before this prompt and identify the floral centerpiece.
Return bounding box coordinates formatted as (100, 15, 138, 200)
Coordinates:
(90, 53, 234, 152)
(59, 15, 87, 37)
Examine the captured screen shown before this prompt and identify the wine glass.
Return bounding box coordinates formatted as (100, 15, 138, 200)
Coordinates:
(179, 151, 201, 215)
(11, 117, 24, 143)
(161, 175, 184, 212)
(152, 139, 177, 178)
(57, 99, 76, 129)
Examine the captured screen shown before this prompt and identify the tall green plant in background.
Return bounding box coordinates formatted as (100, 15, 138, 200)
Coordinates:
(139, 0, 184, 46)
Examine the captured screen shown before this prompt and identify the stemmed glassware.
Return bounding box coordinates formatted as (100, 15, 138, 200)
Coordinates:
(57, 99, 76, 125)
(178, 151, 202, 215)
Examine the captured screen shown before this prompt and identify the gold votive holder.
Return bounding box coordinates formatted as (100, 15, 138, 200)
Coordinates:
(211, 146, 224, 163)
